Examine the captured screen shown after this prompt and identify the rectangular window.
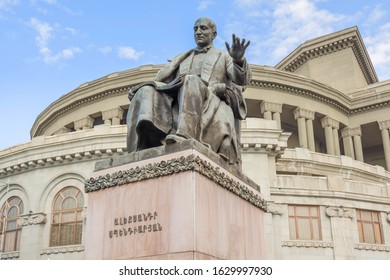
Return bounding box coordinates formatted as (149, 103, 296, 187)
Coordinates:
(356, 209, 383, 244)
(288, 205, 322, 240)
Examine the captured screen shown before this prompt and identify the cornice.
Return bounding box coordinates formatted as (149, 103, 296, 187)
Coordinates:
(271, 187, 390, 206)
(0, 147, 126, 178)
(281, 37, 355, 72)
(31, 85, 131, 138)
(85, 154, 268, 212)
(250, 78, 390, 115)
(250, 79, 350, 114)
(276, 149, 390, 184)
(354, 244, 390, 252)
(281, 240, 334, 248)
(0, 128, 127, 178)
(40, 245, 84, 256)
(0, 251, 20, 259)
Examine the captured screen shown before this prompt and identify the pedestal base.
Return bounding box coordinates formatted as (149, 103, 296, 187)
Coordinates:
(85, 140, 266, 260)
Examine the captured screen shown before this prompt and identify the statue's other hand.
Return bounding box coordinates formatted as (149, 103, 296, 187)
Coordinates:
(225, 34, 250, 64)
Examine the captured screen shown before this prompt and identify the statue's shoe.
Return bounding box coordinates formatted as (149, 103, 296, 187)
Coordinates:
(165, 134, 187, 144)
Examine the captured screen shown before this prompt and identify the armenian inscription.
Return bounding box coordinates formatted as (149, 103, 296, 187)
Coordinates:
(109, 211, 162, 238)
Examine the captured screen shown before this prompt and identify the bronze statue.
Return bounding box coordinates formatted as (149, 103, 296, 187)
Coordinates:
(126, 17, 251, 165)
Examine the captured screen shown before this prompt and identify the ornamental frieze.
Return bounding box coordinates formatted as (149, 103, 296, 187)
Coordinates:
(18, 212, 47, 226)
(85, 154, 267, 211)
(325, 206, 353, 219)
(282, 241, 334, 248)
(267, 202, 284, 215)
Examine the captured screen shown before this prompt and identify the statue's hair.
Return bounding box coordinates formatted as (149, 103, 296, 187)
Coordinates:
(195, 17, 217, 35)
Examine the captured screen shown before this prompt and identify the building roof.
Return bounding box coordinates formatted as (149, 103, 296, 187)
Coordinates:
(275, 26, 378, 85)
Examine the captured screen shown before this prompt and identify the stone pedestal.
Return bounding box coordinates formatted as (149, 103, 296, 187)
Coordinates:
(84, 140, 266, 260)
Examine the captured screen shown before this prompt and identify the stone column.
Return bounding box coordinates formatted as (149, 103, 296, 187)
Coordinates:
(333, 128, 341, 156)
(102, 107, 124, 126)
(321, 116, 340, 156)
(341, 127, 363, 161)
(260, 101, 283, 129)
(341, 129, 355, 159)
(378, 120, 390, 171)
(294, 108, 315, 150)
(353, 134, 364, 162)
(74, 116, 94, 131)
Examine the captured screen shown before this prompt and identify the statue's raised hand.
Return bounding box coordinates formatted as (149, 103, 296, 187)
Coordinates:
(225, 34, 250, 65)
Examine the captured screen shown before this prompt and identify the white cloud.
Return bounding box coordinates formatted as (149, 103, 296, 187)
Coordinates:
(263, 0, 344, 63)
(220, 0, 347, 65)
(30, 17, 81, 64)
(30, 17, 53, 48)
(65, 27, 77, 35)
(40, 47, 81, 64)
(233, 0, 263, 7)
(367, 5, 386, 24)
(365, 23, 390, 81)
(43, 0, 57, 4)
(197, 0, 214, 11)
(0, 0, 19, 10)
(98, 46, 112, 55)
(118, 46, 143, 60)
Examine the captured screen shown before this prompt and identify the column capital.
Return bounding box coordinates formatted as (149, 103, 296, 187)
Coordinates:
(378, 120, 390, 131)
(74, 116, 94, 130)
(341, 127, 361, 138)
(320, 116, 339, 129)
(293, 107, 314, 120)
(260, 101, 283, 114)
(102, 107, 124, 121)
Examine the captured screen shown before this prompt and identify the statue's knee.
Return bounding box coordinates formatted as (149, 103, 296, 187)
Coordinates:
(132, 85, 155, 100)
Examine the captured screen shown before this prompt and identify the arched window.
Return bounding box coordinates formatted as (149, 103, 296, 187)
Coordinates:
(50, 187, 84, 247)
(0, 196, 24, 252)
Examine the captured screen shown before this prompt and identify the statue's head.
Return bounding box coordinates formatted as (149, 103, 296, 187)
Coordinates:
(193, 17, 217, 48)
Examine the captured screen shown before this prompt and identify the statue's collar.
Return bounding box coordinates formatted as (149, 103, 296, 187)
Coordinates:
(194, 45, 213, 54)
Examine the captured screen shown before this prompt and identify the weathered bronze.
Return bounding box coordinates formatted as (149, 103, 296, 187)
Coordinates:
(126, 17, 251, 165)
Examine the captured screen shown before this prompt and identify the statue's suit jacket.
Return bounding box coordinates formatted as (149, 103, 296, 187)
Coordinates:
(154, 46, 251, 120)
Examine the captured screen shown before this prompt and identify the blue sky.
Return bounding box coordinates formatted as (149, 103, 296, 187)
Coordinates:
(1, 0, 390, 150)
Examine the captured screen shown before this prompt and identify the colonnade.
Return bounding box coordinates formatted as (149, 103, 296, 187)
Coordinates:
(260, 101, 390, 171)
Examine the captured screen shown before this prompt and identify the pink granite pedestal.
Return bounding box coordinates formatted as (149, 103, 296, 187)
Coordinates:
(84, 140, 266, 260)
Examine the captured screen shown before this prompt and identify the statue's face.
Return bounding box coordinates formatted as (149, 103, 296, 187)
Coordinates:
(193, 18, 215, 48)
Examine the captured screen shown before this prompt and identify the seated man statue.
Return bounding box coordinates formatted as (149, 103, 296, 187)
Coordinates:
(126, 17, 251, 165)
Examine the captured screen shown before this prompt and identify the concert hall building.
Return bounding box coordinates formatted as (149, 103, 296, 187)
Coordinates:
(1, 26, 389, 259)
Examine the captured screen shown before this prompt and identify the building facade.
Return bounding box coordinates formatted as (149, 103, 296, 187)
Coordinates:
(1, 27, 390, 259)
